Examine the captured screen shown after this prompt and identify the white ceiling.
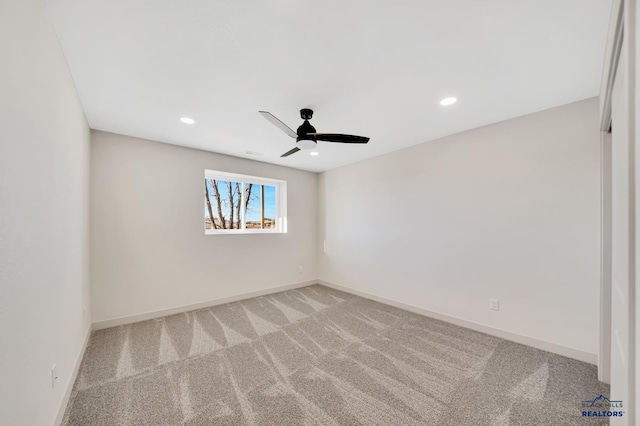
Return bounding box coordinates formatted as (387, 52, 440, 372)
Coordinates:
(44, 0, 611, 172)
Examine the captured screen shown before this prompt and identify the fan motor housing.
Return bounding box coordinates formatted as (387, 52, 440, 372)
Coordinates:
(296, 120, 316, 140)
(296, 117, 317, 149)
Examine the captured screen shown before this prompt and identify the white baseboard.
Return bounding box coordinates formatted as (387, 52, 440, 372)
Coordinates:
(54, 324, 91, 426)
(319, 280, 598, 365)
(92, 280, 317, 330)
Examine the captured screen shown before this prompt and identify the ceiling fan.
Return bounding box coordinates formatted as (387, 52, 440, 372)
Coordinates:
(259, 108, 370, 157)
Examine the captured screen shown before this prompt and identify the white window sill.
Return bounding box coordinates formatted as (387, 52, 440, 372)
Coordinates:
(204, 229, 285, 235)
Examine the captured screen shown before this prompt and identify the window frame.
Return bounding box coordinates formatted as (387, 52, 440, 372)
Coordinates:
(204, 169, 287, 235)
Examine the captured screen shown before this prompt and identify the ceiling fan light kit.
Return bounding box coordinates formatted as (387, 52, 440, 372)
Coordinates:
(297, 138, 317, 150)
(259, 108, 370, 157)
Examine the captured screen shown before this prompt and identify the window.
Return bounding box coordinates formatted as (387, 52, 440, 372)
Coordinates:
(204, 170, 287, 234)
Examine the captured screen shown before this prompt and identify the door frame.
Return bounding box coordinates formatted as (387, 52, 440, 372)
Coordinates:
(599, 1, 637, 423)
(599, 0, 624, 385)
(598, 0, 624, 383)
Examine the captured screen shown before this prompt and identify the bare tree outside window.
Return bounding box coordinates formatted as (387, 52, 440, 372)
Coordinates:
(204, 178, 276, 231)
(244, 184, 276, 229)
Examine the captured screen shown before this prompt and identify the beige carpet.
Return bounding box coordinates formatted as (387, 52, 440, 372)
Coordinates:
(62, 285, 609, 425)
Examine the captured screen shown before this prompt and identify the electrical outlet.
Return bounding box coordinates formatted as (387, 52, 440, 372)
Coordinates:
(490, 299, 499, 311)
(298, 265, 303, 274)
(51, 364, 58, 388)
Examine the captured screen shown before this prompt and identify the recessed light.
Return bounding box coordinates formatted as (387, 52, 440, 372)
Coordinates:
(310, 152, 319, 156)
(439, 97, 457, 106)
(245, 151, 264, 156)
(180, 117, 195, 124)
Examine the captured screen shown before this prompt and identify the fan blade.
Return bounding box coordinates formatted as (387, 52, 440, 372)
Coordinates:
(280, 147, 301, 157)
(259, 111, 297, 138)
(311, 133, 370, 143)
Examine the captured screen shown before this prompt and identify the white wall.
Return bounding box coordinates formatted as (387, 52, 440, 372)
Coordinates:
(0, 1, 91, 425)
(90, 131, 317, 323)
(319, 98, 601, 358)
